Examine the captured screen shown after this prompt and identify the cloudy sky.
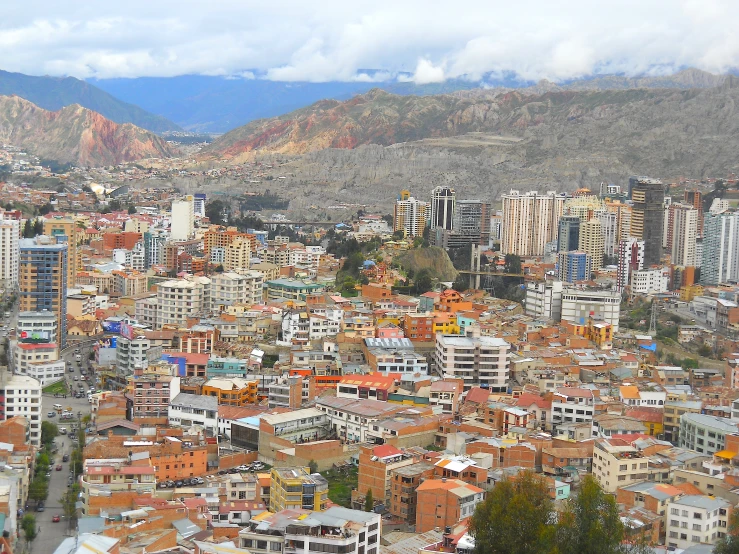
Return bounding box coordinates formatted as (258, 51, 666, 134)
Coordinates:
(2, 0, 738, 83)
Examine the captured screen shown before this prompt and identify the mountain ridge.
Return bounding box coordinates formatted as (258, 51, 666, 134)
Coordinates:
(0, 69, 181, 133)
(0, 95, 176, 166)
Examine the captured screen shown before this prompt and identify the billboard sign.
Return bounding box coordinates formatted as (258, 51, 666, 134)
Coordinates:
(19, 330, 51, 343)
(102, 320, 121, 334)
(120, 323, 135, 341)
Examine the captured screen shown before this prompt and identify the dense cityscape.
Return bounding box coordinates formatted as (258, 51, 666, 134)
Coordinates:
(0, 160, 738, 554)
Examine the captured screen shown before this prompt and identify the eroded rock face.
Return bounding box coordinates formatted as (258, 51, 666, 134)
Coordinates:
(0, 96, 176, 166)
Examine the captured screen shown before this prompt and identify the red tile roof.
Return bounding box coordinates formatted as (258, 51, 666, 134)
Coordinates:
(465, 387, 490, 405)
(516, 393, 552, 410)
(372, 444, 403, 459)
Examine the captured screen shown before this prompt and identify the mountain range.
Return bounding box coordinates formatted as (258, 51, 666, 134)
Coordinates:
(0, 96, 175, 167)
(0, 70, 181, 133)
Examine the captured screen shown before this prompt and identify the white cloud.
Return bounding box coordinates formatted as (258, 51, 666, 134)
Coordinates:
(0, 1, 738, 81)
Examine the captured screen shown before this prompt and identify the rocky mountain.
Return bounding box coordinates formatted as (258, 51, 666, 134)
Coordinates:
(0, 96, 176, 166)
(192, 76, 739, 213)
(0, 70, 181, 133)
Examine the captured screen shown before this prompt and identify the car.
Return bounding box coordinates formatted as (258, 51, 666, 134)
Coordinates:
(35, 503, 44, 512)
(56, 464, 62, 471)
(175, 480, 183, 487)
(62, 454, 70, 462)
(59, 428, 67, 435)
(68, 477, 73, 485)
(236, 465, 250, 472)
(47, 411, 56, 418)
(73, 376, 78, 381)
(45, 472, 51, 478)
(194, 477, 204, 484)
(52, 515, 60, 522)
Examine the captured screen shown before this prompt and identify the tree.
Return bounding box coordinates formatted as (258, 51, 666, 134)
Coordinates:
(28, 477, 48, 504)
(34, 218, 43, 236)
(60, 484, 80, 531)
(413, 269, 433, 295)
(470, 471, 553, 554)
(556, 475, 624, 554)
(41, 421, 58, 448)
(364, 489, 374, 512)
(308, 460, 318, 474)
(452, 275, 468, 292)
(22, 219, 33, 238)
(714, 510, 739, 554)
(21, 514, 37, 547)
(504, 254, 522, 275)
(38, 203, 52, 216)
(127, 204, 137, 214)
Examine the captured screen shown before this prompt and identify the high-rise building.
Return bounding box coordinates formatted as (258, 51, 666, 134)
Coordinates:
(171, 196, 195, 241)
(603, 200, 632, 255)
(630, 178, 665, 267)
(670, 204, 698, 268)
(0, 219, 19, 287)
(562, 194, 605, 221)
(193, 193, 207, 217)
(557, 215, 580, 252)
(578, 218, 605, 269)
(702, 211, 739, 285)
(628, 175, 650, 200)
(393, 190, 429, 238)
(557, 251, 591, 283)
(501, 190, 568, 256)
(683, 190, 704, 238)
(19, 236, 68, 347)
(454, 200, 491, 242)
(42, 216, 78, 287)
(561, 288, 621, 332)
(430, 186, 456, 231)
(596, 210, 617, 258)
(617, 238, 644, 292)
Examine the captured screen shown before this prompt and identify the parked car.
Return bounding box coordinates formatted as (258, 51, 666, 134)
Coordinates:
(55, 464, 62, 471)
(59, 428, 67, 435)
(52, 515, 60, 522)
(236, 465, 250, 472)
(47, 411, 55, 418)
(35, 503, 44, 512)
(175, 480, 183, 487)
(62, 454, 69, 462)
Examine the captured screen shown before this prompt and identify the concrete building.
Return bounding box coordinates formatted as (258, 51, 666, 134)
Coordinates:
(592, 438, 649, 493)
(551, 387, 595, 431)
(42, 216, 78, 287)
(0, 374, 42, 447)
(394, 190, 429, 238)
(266, 278, 324, 302)
(15, 343, 64, 386)
(430, 186, 456, 231)
(666, 495, 731, 550)
(211, 271, 261, 311)
(578, 217, 604, 269)
(596, 210, 618, 258)
(168, 392, 218, 435)
(525, 280, 563, 321)
(630, 178, 665, 267)
(557, 251, 591, 283)
(631, 268, 670, 295)
(269, 467, 328, 512)
(679, 413, 738, 456)
(224, 237, 255, 272)
(171, 196, 195, 241)
(454, 200, 491, 244)
(435, 326, 510, 391)
(671, 204, 699, 268)
(501, 190, 568, 256)
(0, 218, 19, 287)
(561, 288, 621, 332)
(116, 336, 164, 375)
(156, 278, 210, 327)
(17, 311, 58, 344)
(702, 211, 739, 285)
(129, 371, 180, 419)
(416, 478, 485, 533)
(19, 236, 68, 347)
(617, 237, 644, 292)
(557, 215, 580, 252)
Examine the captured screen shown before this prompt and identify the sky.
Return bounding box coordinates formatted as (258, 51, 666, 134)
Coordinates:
(1, 0, 739, 83)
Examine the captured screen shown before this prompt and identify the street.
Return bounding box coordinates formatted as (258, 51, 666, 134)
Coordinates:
(30, 344, 95, 554)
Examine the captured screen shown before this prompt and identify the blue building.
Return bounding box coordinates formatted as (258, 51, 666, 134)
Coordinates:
(206, 356, 249, 378)
(556, 251, 591, 283)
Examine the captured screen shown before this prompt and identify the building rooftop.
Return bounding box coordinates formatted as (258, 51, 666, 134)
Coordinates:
(671, 494, 731, 511)
(170, 392, 218, 411)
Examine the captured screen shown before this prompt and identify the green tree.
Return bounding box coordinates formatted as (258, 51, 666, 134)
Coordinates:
(452, 275, 468, 292)
(556, 475, 624, 554)
(60, 483, 80, 531)
(714, 510, 739, 554)
(38, 203, 52, 216)
(470, 471, 553, 554)
(413, 269, 433, 295)
(364, 489, 374, 512)
(22, 219, 33, 238)
(21, 514, 37, 547)
(28, 477, 48, 504)
(34, 218, 43, 236)
(504, 254, 522, 275)
(308, 460, 318, 474)
(127, 204, 137, 214)
(41, 421, 58, 448)
(698, 344, 712, 358)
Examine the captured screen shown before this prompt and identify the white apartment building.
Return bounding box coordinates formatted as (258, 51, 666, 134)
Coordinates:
(617, 237, 644, 292)
(224, 237, 255, 271)
(116, 336, 163, 374)
(592, 438, 649, 493)
(0, 218, 19, 287)
(561, 288, 621, 332)
(171, 197, 195, 241)
(435, 326, 510, 392)
(525, 280, 563, 321)
(1, 374, 42, 447)
(671, 204, 698, 267)
(156, 277, 210, 327)
(631, 268, 670, 295)
(315, 397, 405, 443)
(666, 495, 730, 550)
(293, 246, 325, 271)
(679, 413, 738, 456)
(501, 190, 568, 256)
(394, 193, 429, 238)
(211, 272, 255, 311)
(112, 243, 146, 271)
(551, 387, 595, 430)
(168, 392, 218, 435)
(15, 343, 64, 385)
(702, 211, 739, 285)
(17, 311, 58, 344)
(232, 269, 264, 305)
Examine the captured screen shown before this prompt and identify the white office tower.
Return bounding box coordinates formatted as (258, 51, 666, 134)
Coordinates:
(501, 190, 568, 256)
(430, 186, 456, 231)
(702, 211, 739, 285)
(171, 196, 195, 241)
(0, 219, 19, 287)
(671, 204, 698, 267)
(616, 238, 644, 292)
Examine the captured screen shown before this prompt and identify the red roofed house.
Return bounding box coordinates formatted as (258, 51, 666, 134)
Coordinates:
(337, 374, 396, 401)
(516, 393, 553, 431)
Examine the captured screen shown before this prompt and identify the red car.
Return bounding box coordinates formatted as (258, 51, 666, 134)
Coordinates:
(55, 464, 62, 471)
(52, 515, 60, 523)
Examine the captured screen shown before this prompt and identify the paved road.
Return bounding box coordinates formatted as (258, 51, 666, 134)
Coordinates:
(31, 344, 95, 554)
